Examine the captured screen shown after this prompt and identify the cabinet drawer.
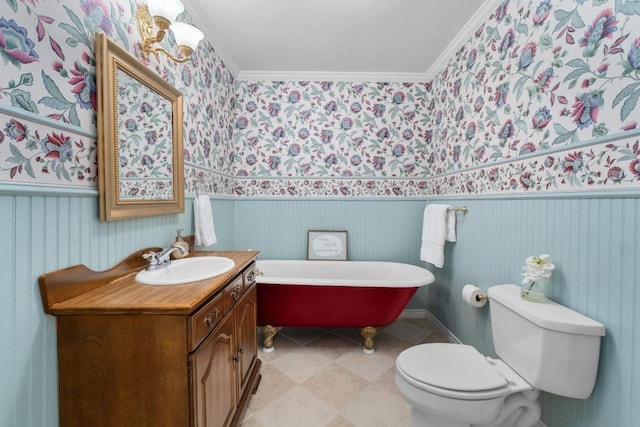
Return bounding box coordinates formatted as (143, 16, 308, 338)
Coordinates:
(244, 262, 257, 287)
(223, 275, 244, 315)
(189, 293, 223, 351)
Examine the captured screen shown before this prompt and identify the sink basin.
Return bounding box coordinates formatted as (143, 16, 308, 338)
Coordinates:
(135, 256, 236, 285)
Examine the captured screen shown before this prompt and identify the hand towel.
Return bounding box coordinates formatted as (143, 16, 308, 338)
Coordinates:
(446, 208, 457, 242)
(194, 195, 217, 247)
(420, 204, 456, 268)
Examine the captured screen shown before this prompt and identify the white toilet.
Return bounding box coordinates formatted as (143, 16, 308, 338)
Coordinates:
(395, 284, 606, 427)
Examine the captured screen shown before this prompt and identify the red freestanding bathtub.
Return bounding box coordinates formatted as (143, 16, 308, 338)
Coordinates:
(255, 260, 435, 354)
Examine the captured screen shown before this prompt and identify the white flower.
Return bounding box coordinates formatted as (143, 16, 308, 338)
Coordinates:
(521, 254, 555, 285)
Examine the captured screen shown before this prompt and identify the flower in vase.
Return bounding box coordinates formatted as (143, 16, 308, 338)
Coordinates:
(521, 254, 555, 302)
(521, 254, 555, 285)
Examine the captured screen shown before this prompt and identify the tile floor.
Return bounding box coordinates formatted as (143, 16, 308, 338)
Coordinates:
(240, 316, 456, 427)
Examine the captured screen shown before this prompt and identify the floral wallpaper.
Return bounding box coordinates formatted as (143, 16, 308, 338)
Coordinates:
(234, 81, 433, 178)
(0, 0, 236, 192)
(233, 0, 640, 197)
(2, 0, 640, 199)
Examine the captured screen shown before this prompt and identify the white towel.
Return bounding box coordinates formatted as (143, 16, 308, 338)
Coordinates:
(194, 195, 217, 247)
(420, 204, 456, 268)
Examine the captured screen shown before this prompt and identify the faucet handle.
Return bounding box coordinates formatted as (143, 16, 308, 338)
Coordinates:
(142, 251, 156, 260)
(142, 250, 167, 271)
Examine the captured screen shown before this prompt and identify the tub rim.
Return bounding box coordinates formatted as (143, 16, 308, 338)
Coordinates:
(255, 259, 435, 288)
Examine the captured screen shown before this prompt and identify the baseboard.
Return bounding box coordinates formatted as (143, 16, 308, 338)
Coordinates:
(424, 310, 462, 344)
(400, 309, 427, 319)
(400, 309, 462, 344)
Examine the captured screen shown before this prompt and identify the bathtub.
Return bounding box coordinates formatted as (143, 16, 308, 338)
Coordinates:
(255, 260, 435, 354)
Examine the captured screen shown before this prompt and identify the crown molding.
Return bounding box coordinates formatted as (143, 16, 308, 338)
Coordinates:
(236, 70, 428, 83)
(424, 0, 502, 81)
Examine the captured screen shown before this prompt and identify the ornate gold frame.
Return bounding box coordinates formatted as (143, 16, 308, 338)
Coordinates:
(95, 33, 184, 221)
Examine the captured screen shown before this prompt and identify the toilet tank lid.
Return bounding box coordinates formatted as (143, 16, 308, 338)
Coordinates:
(488, 285, 606, 336)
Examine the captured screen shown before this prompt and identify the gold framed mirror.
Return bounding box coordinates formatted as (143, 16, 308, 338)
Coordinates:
(95, 33, 184, 221)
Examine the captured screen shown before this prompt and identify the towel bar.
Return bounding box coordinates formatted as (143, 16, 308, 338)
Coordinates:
(450, 206, 469, 213)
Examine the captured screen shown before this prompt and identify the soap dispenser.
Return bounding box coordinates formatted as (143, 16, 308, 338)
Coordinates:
(171, 229, 190, 259)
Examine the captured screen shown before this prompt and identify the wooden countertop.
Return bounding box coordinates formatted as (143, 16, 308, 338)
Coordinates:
(40, 250, 259, 316)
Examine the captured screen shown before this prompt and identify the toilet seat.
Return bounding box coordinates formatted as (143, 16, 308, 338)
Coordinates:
(396, 343, 513, 400)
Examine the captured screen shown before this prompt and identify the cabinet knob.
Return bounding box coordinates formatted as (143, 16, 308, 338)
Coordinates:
(203, 308, 219, 328)
(231, 284, 241, 301)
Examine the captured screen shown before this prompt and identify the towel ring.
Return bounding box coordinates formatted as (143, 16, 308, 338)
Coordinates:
(192, 176, 203, 197)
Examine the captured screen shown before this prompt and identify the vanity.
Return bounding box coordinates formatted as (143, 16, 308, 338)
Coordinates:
(39, 249, 261, 427)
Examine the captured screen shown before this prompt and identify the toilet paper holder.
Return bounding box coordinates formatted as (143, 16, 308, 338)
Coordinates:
(462, 284, 489, 308)
(475, 293, 488, 302)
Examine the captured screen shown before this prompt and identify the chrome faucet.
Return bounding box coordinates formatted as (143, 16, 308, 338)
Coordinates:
(142, 245, 189, 271)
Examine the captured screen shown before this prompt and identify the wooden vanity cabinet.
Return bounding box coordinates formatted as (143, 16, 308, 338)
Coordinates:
(39, 250, 261, 427)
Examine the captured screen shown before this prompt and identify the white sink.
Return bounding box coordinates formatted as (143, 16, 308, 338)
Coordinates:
(135, 256, 235, 285)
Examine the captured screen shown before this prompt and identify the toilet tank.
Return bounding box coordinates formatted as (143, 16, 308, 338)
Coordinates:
(487, 284, 605, 399)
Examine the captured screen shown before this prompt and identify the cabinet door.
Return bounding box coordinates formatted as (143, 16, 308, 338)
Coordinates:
(191, 314, 237, 427)
(235, 284, 257, 395)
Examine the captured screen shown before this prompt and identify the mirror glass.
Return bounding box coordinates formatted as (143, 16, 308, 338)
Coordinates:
(96, 33, 184, 221)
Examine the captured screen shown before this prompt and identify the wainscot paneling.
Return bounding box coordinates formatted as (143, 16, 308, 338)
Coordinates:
(0, 191, 236, 427)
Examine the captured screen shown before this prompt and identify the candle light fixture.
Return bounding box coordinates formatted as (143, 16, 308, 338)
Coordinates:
(136, 0, 204, 63)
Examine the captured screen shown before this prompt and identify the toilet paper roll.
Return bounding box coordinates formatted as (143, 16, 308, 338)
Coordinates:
(462, 284, 487, 308)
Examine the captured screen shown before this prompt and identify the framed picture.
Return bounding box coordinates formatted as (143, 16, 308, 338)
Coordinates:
(307, 230, 348, 261)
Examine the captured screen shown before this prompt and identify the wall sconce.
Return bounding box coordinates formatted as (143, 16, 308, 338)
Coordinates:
(136, 0, 204, 63)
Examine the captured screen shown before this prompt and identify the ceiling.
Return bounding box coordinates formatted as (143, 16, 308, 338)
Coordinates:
(183, 0, 492, 81)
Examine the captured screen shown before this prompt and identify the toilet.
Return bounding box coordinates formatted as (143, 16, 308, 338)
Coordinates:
(395, 284, 606, 427)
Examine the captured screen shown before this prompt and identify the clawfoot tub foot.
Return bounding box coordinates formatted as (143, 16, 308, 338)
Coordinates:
(262, 325, 281, 353)
(360, 326, 377, 354)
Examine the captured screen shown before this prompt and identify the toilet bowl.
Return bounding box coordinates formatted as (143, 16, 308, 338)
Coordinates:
(395, 343, 540, 427)
(395, 284, 605, 427)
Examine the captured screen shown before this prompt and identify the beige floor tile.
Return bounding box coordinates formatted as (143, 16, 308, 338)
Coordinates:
(303, 364, 369, 410)
(381, 319, 432, 344)
(248, 364, 296, 413)
(371, 333, 415, 359)
(421, 330, 453, 344)
(269, 347, 333, 384)
(376, 365, 402, 395)
(238, 414, 264, 427)
(256, 331, 298, 362)
(334, 348, 396, 383)
(305, 332, 358, 360)
(241, 317, 453, 427)
(280, 327, 334, 345)
(252, 385, 338, 427)
(325, 415, 357, 427)
(331, 327, 367, 346)
(340, 382, 411, 427)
